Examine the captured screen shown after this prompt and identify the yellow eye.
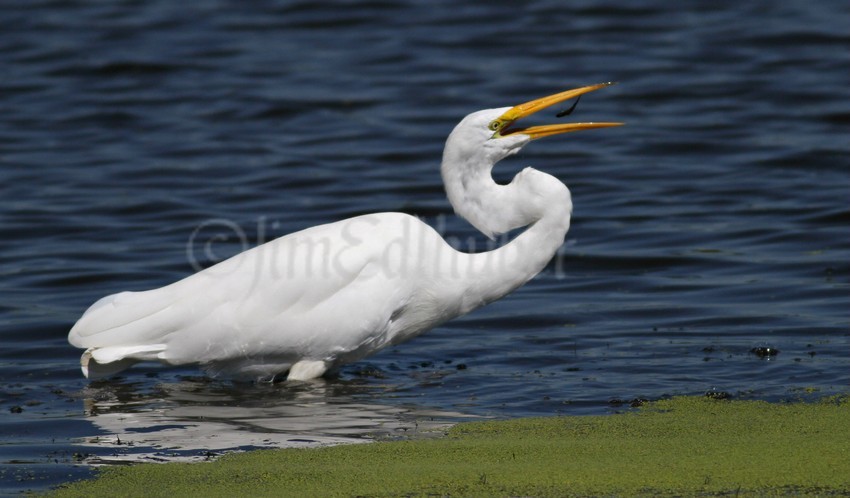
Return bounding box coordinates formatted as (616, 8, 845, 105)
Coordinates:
(489, 121, 501, 131)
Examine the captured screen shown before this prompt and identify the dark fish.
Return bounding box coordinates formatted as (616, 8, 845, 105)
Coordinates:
(555, 95, 581, 117)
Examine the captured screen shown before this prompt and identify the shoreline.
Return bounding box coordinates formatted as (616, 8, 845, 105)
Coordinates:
(49, 395, 850, 497)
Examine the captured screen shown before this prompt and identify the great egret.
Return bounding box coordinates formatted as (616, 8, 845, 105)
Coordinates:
(69, 83, 621, 381)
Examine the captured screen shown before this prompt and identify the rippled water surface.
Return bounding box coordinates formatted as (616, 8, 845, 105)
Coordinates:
(1, 1, 848, 493)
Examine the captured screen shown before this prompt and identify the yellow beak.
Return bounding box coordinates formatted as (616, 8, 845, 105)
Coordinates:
(493, 82, 623, 139)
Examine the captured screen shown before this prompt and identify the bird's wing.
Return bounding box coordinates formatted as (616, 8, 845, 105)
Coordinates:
(68, 213, 431, 368)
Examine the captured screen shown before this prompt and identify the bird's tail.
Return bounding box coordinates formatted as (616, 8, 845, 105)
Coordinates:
(69, 288, 182, 379)
(80, 344, 167, 379)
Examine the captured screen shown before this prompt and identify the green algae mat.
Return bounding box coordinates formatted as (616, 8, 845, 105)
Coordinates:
(51, 396, 850, 497)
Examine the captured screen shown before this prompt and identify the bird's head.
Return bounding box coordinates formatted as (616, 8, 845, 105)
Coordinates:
(442, 83, 622, 239)
(445, 82, 623, 165)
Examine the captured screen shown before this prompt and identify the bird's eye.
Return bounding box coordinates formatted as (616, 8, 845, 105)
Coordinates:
(489, 121, 501, 131)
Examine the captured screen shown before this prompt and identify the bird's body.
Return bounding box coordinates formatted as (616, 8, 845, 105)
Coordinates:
(69, 84, 620, 381)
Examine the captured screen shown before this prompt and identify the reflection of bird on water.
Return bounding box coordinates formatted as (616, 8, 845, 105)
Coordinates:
(69, 83, 621, 382)
(78, 380, 462, 463)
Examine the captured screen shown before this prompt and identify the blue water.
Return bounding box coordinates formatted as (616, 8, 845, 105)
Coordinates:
(1, 0, 848, 493)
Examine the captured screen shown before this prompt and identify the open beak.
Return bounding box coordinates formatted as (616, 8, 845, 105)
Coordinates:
(492, 82, 623, 139)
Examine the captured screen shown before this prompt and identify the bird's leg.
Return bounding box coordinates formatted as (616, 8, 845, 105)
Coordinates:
(287, 360, 329, 381)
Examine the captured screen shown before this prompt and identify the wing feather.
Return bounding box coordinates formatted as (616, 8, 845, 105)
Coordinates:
(68, 213, 432, 378)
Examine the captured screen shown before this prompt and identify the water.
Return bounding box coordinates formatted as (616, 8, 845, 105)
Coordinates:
(1, 0, 848, 493)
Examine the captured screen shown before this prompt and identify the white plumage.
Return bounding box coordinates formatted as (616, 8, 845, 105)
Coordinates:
(69, 84, 620, 381)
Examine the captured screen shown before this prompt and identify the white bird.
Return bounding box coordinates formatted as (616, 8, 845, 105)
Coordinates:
(69, 83, 621, 382)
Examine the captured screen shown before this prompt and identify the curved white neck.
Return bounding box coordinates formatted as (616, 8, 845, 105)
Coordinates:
(443, 161, 536, 240)
(439, 116, 574, 316)
(442, 161, 573, 314)
(453, 193, 571, 314)
(441, 124, 536, 240)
